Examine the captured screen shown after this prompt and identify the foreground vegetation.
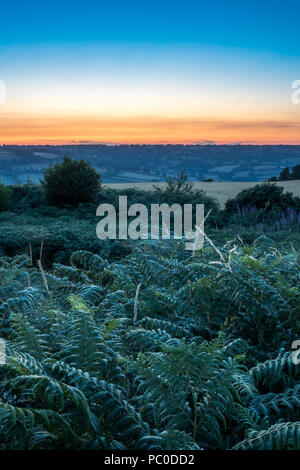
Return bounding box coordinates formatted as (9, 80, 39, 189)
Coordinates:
(0, 164, 299, 450)
(0, 234, 299, 450)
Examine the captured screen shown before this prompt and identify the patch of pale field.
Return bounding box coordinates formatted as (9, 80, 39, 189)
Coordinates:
(104, 180, 300, 208)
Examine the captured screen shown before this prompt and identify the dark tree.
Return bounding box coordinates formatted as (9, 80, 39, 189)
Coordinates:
(291, 164, 300, 180)
(41, 156, 101, 206)
(279, 167, 290, 181)
(224, 182, 300, 214)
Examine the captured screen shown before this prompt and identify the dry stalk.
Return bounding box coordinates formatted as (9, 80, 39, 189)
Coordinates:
(192, 209, 212, 257)
(195, 223, 233, 273)
(29, 243, 33, 265)
(37, 259, 50, 295)
(37, 239, 50, 295)
(133, 283, 142, 324)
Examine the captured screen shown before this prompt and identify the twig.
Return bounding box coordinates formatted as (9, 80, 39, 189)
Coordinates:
(39, 239, 44, 261)
(195, 223, 233, 273)
(192, 209, 212, 257)
(29, 243, 33, 265)
(37, 239, 50, 295)
(133, 283, 142, 324)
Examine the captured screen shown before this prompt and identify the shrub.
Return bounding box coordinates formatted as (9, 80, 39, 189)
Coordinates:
(0, 182, 12, 211)
(225, 183, 300, 215)
(153, 170, 220, 216)
(41, 156, 101, 206)
(10, 182, 45, 210)
(153, 170, 194, 194)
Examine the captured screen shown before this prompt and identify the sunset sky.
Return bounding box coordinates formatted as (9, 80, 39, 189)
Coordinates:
(0, 0, 300, 144)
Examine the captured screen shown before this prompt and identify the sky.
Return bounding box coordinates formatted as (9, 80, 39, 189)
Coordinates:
(0, 0, 300, 145)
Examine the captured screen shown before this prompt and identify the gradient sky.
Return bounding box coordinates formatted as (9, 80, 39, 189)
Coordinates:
(0, 0, 300, 144)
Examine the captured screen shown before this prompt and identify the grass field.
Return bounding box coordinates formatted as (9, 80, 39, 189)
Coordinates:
(105, 180, 300, 208)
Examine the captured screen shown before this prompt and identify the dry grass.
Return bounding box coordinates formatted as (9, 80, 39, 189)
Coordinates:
(105, 180, 300, 208)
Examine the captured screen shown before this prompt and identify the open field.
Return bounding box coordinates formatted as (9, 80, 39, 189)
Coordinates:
(105, 180, 300, 208)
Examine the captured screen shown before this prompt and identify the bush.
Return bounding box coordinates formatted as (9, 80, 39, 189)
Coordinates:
(10, 182, 45, 210)
(153, 170, 220, 216)
(41, 156, 101, 206)
(225, 183, 300, 215)
(0, 182, 12, 211)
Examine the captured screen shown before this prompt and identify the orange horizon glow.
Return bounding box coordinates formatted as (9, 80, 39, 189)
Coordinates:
(1, 112, 300, 145)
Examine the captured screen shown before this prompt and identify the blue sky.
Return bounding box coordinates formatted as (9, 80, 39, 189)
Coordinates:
(1, 0, 300, 55)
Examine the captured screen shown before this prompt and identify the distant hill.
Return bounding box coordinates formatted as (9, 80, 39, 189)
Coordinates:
(0, 144, 299, 185)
